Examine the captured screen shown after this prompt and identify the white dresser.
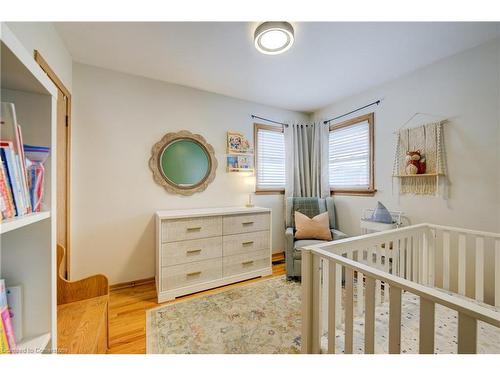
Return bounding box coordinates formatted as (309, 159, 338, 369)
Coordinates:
(155, 207, 272, 302)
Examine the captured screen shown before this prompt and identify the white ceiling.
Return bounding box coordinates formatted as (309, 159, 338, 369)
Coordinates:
(54, 22, 499, 113)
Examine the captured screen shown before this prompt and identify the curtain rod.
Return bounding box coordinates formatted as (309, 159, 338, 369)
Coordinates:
(323, 100, 381, 124)
(251, 115, 288, 127)
(251, 99, 381, 128)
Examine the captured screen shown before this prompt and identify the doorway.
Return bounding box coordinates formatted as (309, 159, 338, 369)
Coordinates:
(34, 50, 72, 279)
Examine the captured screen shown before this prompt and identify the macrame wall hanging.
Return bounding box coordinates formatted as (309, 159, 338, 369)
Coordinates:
(392, 120, 447, 195)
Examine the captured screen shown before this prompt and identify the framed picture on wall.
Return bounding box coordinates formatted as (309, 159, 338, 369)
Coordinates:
(227, 131, 252, 153)
(227, 155, 239, 171)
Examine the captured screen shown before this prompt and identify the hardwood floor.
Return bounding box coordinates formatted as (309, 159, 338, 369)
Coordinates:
(108, 252, 286, 354)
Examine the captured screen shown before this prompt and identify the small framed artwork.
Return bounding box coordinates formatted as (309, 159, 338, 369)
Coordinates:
(227, 155, 239, 171)
(237, 155, 253, 170)
(226, 155, 254, 172)
(227, 131, 252, 154)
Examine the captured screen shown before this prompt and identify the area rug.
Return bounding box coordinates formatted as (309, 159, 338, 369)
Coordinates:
(146, 277, 302, 354)
(147, 275, 500, 354)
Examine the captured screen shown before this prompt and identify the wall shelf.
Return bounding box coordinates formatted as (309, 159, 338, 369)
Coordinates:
(392, 173, 444, 178)
(1, 211, 51, 234)
(227, 168, 255, 172)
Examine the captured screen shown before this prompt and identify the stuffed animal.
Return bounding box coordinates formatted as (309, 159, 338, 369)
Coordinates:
(405, 150, 426, 175)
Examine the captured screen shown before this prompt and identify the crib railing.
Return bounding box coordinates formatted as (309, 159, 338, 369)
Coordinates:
(301, 223, 500, 354)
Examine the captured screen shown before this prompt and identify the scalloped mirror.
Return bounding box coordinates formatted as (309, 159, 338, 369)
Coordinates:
(149, 131, 217, 195)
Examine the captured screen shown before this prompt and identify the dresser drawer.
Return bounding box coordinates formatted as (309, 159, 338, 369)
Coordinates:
(223, 249, 270, 278)
(161, 258, 222, 291)
(223, 231, 270, 257)
(162, 237, 222, 266)
(222, 213, 270, 235)
(162, 216, 222, 242)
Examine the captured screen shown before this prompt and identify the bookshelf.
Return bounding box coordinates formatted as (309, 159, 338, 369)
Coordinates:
(0, 25, 57, 354)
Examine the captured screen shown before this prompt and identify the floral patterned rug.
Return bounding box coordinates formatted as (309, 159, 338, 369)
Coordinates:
(146, 276, 500, 354)
(146, 277, 302, 354)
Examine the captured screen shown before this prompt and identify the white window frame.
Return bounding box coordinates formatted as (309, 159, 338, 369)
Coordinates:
(329, 113, 375, 196)
(254, 123, 285, 194)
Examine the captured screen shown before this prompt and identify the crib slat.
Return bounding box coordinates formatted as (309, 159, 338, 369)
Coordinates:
(422, 231, 428, 284)
(458, 234, 466, 296)
(393, 239, 400, 276)
(311, 254, 321, 354)
(383, 245, 389, 303)
(412, 235, 419, 283)
(406, 237, 412, 280)
(475, 237, 484, 302)
(375, 245, 382, 305)
(496, 240, 500, 307)
(357, 271, 364, 315)
(428, 229, 435, 286)
(364, 276, 376, 354)
(327, 261, 336, 354)
(457, 313, 477, 354)
(419, 298, 435, 354)
(400, 238, 406, 279)
(443, 231, 451, 290)
(335, 263, 342, 326)
(345, 268, 354, 354)
(388, 285, 402, 354)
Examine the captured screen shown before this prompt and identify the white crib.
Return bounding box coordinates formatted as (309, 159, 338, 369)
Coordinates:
(301, 223, 500, 354)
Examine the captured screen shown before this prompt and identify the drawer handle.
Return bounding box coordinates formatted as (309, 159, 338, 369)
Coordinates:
(186, 249, 202, 254)
(187, 226, 202, 231)
(242, 260, 254, 266)
(242, 221, 254, 225)
(242, 241, 254, 246)
(187, 271, 202, 277)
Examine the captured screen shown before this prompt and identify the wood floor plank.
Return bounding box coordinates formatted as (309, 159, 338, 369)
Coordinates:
(107, 258, 286, 354)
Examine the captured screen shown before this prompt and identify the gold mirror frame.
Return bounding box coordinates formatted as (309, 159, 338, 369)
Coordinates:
(149, 130, 218, 196)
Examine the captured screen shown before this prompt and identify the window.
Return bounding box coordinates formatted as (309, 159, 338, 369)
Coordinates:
(254, 124, 285, 192)
(328, 113, 375, 195)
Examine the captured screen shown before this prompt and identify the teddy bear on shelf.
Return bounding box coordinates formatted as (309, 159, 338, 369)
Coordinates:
(405, 150, 426, 175)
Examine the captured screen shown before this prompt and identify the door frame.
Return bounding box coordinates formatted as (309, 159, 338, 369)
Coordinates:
(34, 50, 72, 278)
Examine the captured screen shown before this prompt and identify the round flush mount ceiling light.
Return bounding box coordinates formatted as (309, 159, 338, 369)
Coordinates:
(254, 22, 294, 55)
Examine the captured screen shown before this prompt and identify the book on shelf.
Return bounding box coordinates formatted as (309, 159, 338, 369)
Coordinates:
(0, 159, 15, 219)
(6, 286, 22, 342)
(0, 280, 16, 353)
(0, 142, 25, 217)
(0, 102, 51, 220)
(1, 102, 31, 215)
(0, 317, 9, 354)
(24, 145, 50, 213)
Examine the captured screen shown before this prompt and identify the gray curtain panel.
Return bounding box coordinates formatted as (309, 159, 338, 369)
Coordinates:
(284, 122, 329, 198)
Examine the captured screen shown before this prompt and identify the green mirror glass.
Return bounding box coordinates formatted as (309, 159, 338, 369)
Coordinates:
(160, 139, 210, 187)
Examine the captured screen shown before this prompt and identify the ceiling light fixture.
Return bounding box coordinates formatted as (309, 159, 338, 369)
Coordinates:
(254, 22, 294, 55)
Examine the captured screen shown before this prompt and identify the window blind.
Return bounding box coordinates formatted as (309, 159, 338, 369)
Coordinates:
(329, 120, 370, 189)
(256, 128, 285, 190)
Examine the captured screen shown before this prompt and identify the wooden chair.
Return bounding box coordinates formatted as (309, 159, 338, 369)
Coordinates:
(57, 244, 110, 354)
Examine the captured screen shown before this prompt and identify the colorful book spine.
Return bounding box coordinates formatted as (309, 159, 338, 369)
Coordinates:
(16, 125, 31, 213)
(0, 145, 24, 216)
(0, 151, 16, 218)
(0, 161, 15, 219)
(0, 280, 16, 352)
(0, 320, 9, 354)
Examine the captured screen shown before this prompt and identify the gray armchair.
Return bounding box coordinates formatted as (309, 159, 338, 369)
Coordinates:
(285, 197, 348, 279)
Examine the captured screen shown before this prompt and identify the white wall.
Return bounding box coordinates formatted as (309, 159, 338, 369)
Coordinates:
(5, 22, 73, 91)
(71, 63, 307, 284)
(314, 38, 500, 236)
